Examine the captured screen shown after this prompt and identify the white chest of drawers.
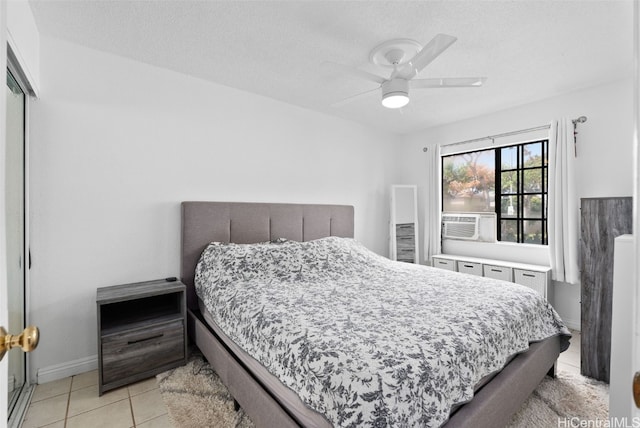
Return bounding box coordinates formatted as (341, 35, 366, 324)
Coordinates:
(431, 254, 551, 299)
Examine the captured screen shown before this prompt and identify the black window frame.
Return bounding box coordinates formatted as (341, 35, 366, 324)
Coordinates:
(441, 139, 549, 245)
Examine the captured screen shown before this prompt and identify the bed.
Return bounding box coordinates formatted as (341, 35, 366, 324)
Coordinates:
(180, 201, 569, 428)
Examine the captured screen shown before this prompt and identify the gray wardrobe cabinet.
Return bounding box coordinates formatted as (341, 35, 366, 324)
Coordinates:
(580, 197, 632, 383)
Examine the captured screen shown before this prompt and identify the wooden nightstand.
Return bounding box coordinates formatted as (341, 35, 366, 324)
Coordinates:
(96, 278, 187, 395)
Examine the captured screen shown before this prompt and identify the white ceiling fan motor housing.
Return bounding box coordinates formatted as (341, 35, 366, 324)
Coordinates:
(381, 79, 410, 108)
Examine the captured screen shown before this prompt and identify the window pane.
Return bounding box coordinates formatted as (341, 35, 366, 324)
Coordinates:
(501, 220, 518, 242)
(524, 220, 543, 244)
(501, 146, 518, 170)
(523, 143, 543, 167)
(524, 194, 543, 218)
(523, 168, 542, 192)
(501, 171, 517, 194)
(500, 196, 517, 218)
(442, 150, 495, 212)
(442, 140, 547, 245)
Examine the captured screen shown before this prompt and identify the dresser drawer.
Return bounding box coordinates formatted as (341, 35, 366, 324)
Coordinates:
(483, 264, 513, 282)
(102, 320, 184, 384)
(457, 261, 483, 276)
(432, 257, 456, 271)
(514, 269, 546, 297)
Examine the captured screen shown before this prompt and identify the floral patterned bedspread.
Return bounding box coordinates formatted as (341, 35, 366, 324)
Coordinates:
(195, 237, 570, 428)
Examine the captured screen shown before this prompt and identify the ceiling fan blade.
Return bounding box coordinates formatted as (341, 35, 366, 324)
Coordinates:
(321, 61, 387, 85)
(410, 77, 487, 89)
(331, 87, 380, 108)
(396, 34, 457, 80)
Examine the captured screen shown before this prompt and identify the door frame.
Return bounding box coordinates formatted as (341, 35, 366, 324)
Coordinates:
(6, 43, 35, 427)
(0, 1, 8, 423)
(633, 0, 640, 418)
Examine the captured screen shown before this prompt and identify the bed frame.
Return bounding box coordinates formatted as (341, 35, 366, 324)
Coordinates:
(180, 201, 561, 428)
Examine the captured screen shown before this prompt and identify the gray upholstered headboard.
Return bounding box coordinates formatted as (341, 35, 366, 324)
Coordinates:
(180, 201, 354, 310)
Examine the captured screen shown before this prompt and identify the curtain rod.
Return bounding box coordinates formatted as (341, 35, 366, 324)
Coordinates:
(438, 116, 587, 149)
(441, 124, 550, 149)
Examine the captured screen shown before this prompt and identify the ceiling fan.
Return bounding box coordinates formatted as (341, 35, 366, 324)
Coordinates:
(326, 34, 486, 109)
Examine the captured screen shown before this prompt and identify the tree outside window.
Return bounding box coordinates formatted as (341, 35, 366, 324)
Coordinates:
(442, 149, 495, 213)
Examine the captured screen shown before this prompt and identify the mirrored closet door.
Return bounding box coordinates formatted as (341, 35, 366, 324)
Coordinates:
(6, 68, 27, 425)
(390, 185, 419, 264)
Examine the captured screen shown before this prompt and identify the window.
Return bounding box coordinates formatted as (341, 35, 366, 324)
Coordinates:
(442, 139, 548, 244)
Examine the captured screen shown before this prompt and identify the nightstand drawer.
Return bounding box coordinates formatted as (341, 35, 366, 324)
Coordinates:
(102, 320, 184, 384)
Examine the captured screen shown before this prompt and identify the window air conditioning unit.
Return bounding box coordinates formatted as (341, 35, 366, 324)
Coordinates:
(442, 212, 496, 242)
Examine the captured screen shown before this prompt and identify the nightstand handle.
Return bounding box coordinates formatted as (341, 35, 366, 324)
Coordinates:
(127, 334, 163, 345)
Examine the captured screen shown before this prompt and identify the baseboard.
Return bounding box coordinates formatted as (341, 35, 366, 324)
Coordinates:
(36, 355, 98, 384)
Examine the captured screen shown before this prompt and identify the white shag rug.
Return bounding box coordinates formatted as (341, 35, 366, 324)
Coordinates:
(507, 370, 609, 427)
(157, 357, 608, 428)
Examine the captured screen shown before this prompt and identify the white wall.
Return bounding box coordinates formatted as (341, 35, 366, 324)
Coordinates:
(396, 78, 634, 329)
(28, 36, 396, 380)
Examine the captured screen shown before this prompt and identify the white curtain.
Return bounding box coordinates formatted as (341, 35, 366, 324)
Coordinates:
(548, 119, 580, 284)
(423, 144, 441, 263)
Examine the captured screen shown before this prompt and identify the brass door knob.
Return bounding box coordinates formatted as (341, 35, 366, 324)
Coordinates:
(634, 371, 640, 408)
(0, 326, 39, 362)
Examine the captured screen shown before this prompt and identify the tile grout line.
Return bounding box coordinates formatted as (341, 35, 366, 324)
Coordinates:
(64, 396, 132, 423)
(27, 374, 165, 428)
(65, 374, 132, 426)
(64, 376, 73, 428)
(128, 386, 137, 428)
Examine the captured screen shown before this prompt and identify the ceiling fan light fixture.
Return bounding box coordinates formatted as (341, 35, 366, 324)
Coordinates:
(381, 79, 409, 109)
(382, 93, 409, 109)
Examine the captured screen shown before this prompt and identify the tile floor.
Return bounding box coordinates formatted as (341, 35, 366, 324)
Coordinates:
(21, 330, 582, 428)
(21, 371, 170, 428)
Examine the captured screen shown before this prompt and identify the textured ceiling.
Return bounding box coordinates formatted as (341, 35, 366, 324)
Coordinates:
(29, 0, 633, 135)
